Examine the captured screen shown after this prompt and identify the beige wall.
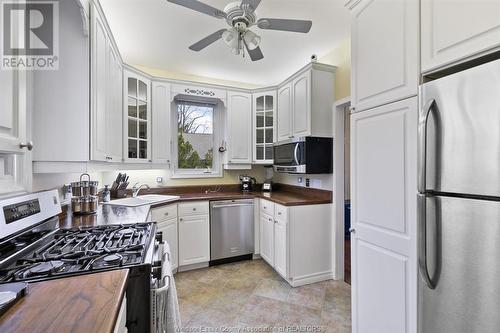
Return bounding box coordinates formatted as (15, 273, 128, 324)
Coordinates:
(318, 38, 351, 101)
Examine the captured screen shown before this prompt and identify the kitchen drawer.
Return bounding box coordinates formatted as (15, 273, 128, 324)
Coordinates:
(178, 201, 209, 216)
(275, 203, 288, 222)
(151, 204, 177, 222)
(260, 199, 275, 216)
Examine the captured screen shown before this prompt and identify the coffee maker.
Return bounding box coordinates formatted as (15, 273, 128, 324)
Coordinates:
(239, 175, 257, 192)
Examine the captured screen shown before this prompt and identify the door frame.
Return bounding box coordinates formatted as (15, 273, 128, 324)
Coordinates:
(333, 97, 351, 280)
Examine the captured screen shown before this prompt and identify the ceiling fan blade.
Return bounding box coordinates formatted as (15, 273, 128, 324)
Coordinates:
(167, 0, 227, 19)
(257, 18, 312, 33)
(243, 39, 264, 61)
(189, 29, 226, 51)
(241, 0, 262, 11)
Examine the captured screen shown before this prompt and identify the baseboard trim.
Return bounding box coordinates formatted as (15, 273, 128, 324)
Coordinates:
(178, 262, 209, 272)
(289, 271, 334, 287)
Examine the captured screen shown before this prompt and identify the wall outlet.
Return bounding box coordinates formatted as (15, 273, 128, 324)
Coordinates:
(305, 178, 310, 187)
(156, 177, 163, 184)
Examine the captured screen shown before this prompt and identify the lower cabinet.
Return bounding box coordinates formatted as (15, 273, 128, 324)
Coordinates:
(113, 294, 127, 333)
(260, 213, 275, 266)
(259, 199, 332, 286)
(157, 217, 178, 270)
(178, 202, 210, 266)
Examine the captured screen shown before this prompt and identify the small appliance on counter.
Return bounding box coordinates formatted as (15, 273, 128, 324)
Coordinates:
(111, 172, 129, 199)
(70, 173, 99, 215)
(239, 175, 256, 192)
(262, 180, 273, 192)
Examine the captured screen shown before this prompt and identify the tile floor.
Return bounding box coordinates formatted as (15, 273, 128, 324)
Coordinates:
(174, 259, 351, 332)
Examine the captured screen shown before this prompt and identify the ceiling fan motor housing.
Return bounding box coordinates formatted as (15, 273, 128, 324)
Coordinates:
(224, 1, 257, 31)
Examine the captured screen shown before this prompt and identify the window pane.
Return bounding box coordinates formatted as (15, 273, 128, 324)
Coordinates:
(128, 98, 137, 117)
(256, 96, 264, 111)
(177, 103, 214, 169)
(265, 96, 273, 111)
(139, 100, 147, 120)
(265, 129, 273, 143)
(128, 78, 137, 97)
(265, 145, 273, 160)
(128, 139, 137, 159)
(256, 129, 264, 144)
(139, 140, 147, 159)
(265, 111, 273, 127)
(256, 113, 264, 128)
(139, 121, 147, 139)
(128, 119, 137, 138)
(256, 146, 264, 160)
(138, 81, 147, 101)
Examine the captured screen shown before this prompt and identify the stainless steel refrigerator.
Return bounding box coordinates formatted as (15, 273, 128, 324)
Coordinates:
(418, 58, 500, 333)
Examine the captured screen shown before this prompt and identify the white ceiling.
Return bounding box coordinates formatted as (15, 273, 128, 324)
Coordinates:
(99, 0, 350, 87)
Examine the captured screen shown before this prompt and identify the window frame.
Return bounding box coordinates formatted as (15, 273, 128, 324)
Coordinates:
(171, 99, 223, 179)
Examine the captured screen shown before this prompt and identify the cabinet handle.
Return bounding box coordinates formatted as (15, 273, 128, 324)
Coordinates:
(179, 218, 183, 222)
(19, 141, 34, 151)
(278, 212, 282, 215)
(274, 220, 278, 224)
(349, 106, 356, 112)
(349, 227, 356, 233)
(164, 212, 169, 216)
(193, 208, 196, 211)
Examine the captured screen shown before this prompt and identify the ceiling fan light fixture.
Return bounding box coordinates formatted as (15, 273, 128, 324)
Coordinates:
(243, 30, 261, 50)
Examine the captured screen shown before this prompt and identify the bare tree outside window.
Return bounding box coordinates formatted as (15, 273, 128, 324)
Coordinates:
(177, 103, 214, 169)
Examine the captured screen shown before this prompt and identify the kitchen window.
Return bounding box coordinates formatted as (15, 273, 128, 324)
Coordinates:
(172, 100, 222, 178)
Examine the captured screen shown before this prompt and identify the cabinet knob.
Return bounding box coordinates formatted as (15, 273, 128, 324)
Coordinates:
(278, 212, 282, 215)
(349, 227, 356, 233)
(193, 208, 196, 211)
(164, 212, 169, 216)
(179, 218, 183, 222)
(19, 141, 34, 151)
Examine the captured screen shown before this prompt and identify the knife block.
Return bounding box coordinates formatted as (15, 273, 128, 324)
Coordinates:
(111, 189, 128, 199)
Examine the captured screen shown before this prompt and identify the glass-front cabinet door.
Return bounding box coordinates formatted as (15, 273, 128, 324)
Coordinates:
(253, 91, 276, 164)
(125, 70, 151, 162)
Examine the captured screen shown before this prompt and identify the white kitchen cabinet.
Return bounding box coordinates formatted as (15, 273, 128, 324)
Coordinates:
(421, 0, 500, 74)
(292, 71, 311, 137)
(253, 91, 276, 164)
(178, 201, 210, 266)
(277, 83, 292, 142)
(273, 217, 288, 278)
(152, 81, 172, 164)
(259, 213, 275, 266)
(349, 0, 418, 112)
(90, 2, 122, 162)
(226, 91, 252, 165)
(276, 64, 335, 143)
(113, 294, 127, 333)
(157, 217, 178, 270)
(124, 70, 151, 163)
(350, 97, 417, 333)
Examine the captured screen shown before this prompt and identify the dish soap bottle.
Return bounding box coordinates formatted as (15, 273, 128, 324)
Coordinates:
(103, 185, 111, 203)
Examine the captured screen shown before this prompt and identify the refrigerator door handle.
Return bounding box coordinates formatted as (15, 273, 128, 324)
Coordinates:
(418, 194, 436, 289)
(418, 99, 436, 193)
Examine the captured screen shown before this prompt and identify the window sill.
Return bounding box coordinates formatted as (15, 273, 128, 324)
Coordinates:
(170, 171, 223, 179)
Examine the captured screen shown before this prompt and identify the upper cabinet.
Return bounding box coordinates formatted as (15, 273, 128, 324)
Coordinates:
(253, 91, 276, 164)
(152, 81, 172, 165)
(276, 64, 335, 143)
(226, 91, 252, 165)
(349, 0, 418, 112)
(90, 2, 123, 163)
(421, 0, 500, 74)
(124, 70, 151, 163)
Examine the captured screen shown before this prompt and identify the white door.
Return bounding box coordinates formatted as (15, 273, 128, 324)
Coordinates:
(178, 215, 210, 266)
(152, 82, 171, 164)
(227, 91, 252, 164)
(351, 97, 417, 333)
(421, 0, 500, 74)
(91, 4, 108, 162)
(106, 44, 123, 162)
(292, 71, 311, 137)
(277, 83, 292, 142)
(260, 213, 275, 266)
(158, 217, 178, 270)
(350, 0, 418, 112)
(274, 217, 288, 278)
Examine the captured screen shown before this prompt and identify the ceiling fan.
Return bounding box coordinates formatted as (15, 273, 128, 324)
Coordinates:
(166, 0, 313, 61)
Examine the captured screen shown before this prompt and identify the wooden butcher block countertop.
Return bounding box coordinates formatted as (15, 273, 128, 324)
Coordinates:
(0, 270, 128, 333)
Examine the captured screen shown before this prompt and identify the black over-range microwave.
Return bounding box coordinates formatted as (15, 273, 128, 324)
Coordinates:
(273, 137, 333, 174)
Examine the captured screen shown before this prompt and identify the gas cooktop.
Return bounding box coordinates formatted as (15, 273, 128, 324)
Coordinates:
(0, 223, 155, 283)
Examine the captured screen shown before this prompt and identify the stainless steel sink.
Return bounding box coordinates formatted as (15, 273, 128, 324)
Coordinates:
(103, 194, 180, 207)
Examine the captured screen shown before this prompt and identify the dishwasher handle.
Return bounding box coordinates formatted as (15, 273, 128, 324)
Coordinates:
(211, 203, 254, 209)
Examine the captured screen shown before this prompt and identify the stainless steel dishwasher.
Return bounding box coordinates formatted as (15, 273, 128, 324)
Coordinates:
(210, 199, 254, 264)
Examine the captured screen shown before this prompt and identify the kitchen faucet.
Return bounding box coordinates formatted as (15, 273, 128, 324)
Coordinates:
(132, 183, 150, 197)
